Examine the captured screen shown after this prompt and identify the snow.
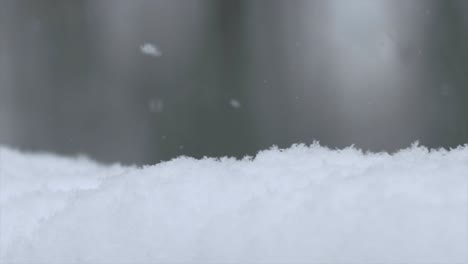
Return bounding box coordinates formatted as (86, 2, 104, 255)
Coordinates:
(148, 98, 164, 113)
(229, 99, 241, 109)
(140, 43, 162, 57)
(1, 144, 467, 263)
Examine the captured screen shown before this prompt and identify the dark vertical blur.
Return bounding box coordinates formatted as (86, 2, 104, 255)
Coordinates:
(1, 0, 467, 164)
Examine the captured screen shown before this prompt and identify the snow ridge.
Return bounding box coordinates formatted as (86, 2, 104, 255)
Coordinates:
(1, 144, 467, 263)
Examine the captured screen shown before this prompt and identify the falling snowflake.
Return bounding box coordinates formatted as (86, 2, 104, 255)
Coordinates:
(140, 43, 162, 57)
(148, 98, 164, 113)
(229, 99, 241, 109)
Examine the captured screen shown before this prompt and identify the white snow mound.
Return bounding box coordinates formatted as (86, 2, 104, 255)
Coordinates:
(1, 144, 467, 263)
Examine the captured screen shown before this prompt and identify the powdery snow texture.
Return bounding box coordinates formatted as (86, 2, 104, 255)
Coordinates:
(0, 144, 467, 263)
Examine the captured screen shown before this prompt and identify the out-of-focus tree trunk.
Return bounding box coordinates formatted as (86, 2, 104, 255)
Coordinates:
(169, 0, 258, 159)
(418, 0, 468, 147)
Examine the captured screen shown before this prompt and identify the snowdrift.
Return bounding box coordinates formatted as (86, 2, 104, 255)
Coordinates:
(1, 144, 467, 263)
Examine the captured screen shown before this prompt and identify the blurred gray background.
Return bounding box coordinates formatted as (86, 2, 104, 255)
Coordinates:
(1, 0, 467, 164)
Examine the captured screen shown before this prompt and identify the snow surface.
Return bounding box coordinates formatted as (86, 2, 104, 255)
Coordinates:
(0, 144, 467, 263)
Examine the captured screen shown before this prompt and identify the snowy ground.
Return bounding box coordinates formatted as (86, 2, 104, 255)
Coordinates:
(0, 144, 467, 263)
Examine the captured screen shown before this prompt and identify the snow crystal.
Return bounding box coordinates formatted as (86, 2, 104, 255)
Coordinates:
(0, 144, 467, 263)
(229, 99, 241, 109)
(148, 98, 164, 113)
(140, 43, 162, 57)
